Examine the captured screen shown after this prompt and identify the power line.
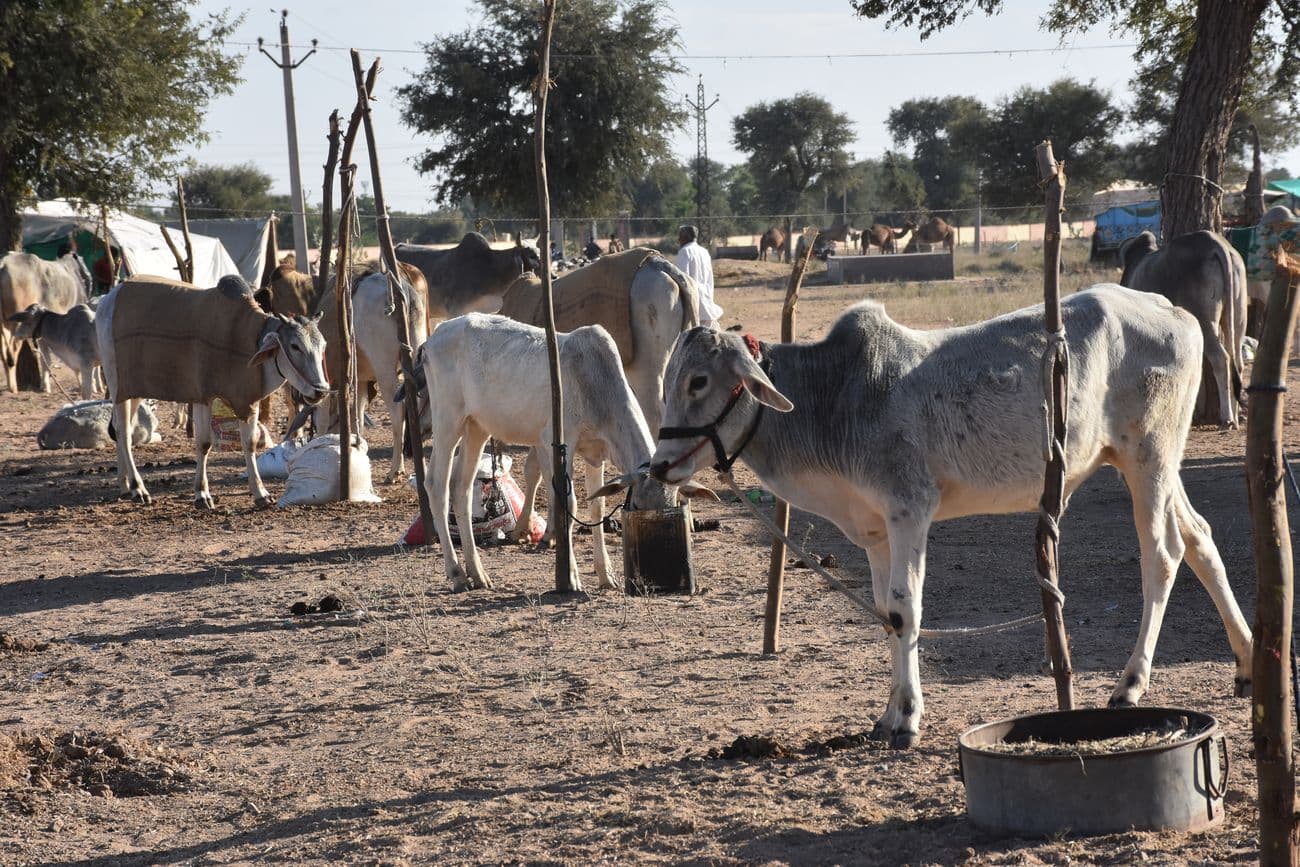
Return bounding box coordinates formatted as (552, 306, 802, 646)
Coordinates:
(226, 40, 1138, 62)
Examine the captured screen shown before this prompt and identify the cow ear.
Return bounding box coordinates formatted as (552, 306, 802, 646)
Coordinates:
(248, 331, 281, 367)
(729, 352, 793, 412)
(592, 473, 636, 500)
(677, 481, 720, 502)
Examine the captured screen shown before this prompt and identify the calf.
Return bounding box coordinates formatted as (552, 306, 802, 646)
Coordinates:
(420, 314, 710, 592)
(650, 286, 1252, 748)
(8, 303, 100, 398)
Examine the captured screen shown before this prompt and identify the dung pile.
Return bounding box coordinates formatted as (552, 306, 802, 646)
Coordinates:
(0, 730, 197, 798)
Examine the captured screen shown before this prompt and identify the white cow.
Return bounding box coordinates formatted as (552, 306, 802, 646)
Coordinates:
(419, 314, 711, 592)
(649, 285, 1253, 748)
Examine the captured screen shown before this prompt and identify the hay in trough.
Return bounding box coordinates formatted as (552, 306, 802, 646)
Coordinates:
(980, 726, 1192, 757)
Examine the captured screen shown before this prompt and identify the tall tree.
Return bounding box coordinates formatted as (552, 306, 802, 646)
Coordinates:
(399, 0, 684, 217)
(628, 159, 693, 235)
(0, 1, 240, 250)
(959, 79, 1123, 208)
(849, 0, 1300, 237)
(177, 163, 277, 217)
(888, 96, 988, 210)
(732, 93, 856, 213)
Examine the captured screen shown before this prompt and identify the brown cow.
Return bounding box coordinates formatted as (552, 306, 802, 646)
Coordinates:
(1, 252, 91, 393)
(395, 232, 543, 319)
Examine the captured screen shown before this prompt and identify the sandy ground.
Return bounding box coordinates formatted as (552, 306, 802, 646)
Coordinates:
(0, 262, 1289, 865)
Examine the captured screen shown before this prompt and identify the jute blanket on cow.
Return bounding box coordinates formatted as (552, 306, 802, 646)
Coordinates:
(497, 247, 659, 362)
(112, 276, 270, 417)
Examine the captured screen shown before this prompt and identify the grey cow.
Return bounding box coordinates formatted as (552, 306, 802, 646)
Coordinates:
(0, 252, 91, 392)
(1119, 229, 1246, 427)
(8, 303, 100, 398)
(649, 286, 1253, 748)
(395, 233, 543, 320)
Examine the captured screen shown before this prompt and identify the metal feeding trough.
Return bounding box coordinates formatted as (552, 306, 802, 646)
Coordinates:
(958, 707, 1228, 837)
(622, 504, 695, 595)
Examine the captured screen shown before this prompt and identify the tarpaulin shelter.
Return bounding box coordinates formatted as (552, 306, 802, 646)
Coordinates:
(164, 216, 279, 288)
(21, 200, 239, 291)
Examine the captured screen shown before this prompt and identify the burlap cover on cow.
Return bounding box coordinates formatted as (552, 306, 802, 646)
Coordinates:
(498, 247, 659, 362)
(112, 277, 270, 417)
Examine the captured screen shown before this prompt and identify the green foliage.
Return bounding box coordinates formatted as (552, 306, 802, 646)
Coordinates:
(887, 96, 988, 209)
(629, 159, 694, 235)
(0, 1, 241, 248)
(179, 163, 276, 216)
(398, 0, 685, 217)
(963, 79, 1124, 207)
(732, 93, 856, 213)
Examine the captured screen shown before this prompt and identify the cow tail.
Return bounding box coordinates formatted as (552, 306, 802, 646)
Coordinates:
(1212, 238, 1244, 407)
(648, 255, 700, 331)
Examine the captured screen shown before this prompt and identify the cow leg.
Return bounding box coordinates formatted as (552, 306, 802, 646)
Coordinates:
(1174, 484, 1254, 696)
(515, 447, 544, 545)
(113, 399, 150, 504)
(1203, 324, 1237, 428)
(423, 417, 470, 591)
(0, 326, 16, 393)
(587, 459, 617, 590)
(191, 402, 216, 509)
(36, 341, 52, 393)
(379, 366, 406, 485)
(1109, 470, 1184, 707)
(453, 422, 493, 590)
(79, 363, 95, 400)
(873, 513, 931, 748)
(242, 403, 273, 508)
(535, 433, 583, 592)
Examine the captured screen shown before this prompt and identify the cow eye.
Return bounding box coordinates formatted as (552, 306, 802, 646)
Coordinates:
(689, 375, 708, 392)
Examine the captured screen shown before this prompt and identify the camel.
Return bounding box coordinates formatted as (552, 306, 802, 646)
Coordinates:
(861, 223, 910, 255)
(759, 227, 786, 262)
(902, 217, 956, 253)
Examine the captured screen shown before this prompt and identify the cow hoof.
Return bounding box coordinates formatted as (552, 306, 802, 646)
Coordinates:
(1234, 677, 1252, 698)
(194, 494, 216, 510)
(889, 729, 919, 750)
(449, 564, 471, 592)
(253, 495, 274, 509)
(1107, 695, 1138, 709)
(124, 489, 152, 505)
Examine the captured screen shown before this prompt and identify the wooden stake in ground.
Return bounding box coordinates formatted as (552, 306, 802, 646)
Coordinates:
(317, 110, 341, 301)
(160, 177, 193, 283)
(763, 227, 818, 656)
(331, 66, 375, 503)
(350, 48, 435, 544)
(1248, 248, 1300, 867)
(1033, 140, 1074, 711)
(98, 205, 116, 289)
(533, 0, 576, 593)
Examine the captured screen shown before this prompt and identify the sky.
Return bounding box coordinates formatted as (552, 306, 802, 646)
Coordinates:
(178, 0, 1300, 215)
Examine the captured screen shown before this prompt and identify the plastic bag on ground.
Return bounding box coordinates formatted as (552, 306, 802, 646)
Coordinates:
(401, 451, 545, 545)
(277, 434, 381, 506)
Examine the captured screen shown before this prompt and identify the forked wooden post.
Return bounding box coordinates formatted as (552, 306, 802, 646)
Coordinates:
(177, 177, 195, 282)
(533, 0, 576, 593)
(350, 48, 436, 543)
(317, 110, 341, 302)
(1033, 140, 1074, 711)
(331, 70, 373, 502)
(1248, 249, 1300, 867)
(98, 205, 116, 288)
(763, 227, 817, 655)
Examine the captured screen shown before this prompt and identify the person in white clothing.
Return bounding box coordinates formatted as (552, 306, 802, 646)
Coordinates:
(674, 224, 722, 329)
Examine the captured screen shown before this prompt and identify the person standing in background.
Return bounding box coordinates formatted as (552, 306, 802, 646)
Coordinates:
(674, 224, 721, 329)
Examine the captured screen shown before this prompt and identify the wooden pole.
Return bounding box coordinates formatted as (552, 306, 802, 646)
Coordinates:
(98, 205, 116, 287)
(1248, 249, 1300, 867)
(533, 0, 575, 592)
(317, 110, 341, 300)
(762, 227, 817, 655)
(334, 174, 356, 502)
(1033, 140, 1074, 711)
(351, 49, 436, 545)
(177, 177, 194, 283)
(160, 224, 188, 281)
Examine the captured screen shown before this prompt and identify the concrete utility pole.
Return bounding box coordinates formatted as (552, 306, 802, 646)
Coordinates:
(685, 75, 719, 245)
(259, 10, 317, 274)
(974, 168, 983, 255)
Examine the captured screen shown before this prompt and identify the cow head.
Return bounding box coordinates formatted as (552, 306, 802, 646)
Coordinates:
(7, 303, 48, 340)
(649, 327, 792, 485)
(250, 312, 330, 404)
(514, 237, 543, 277)
(1118, 231, 1159, 286)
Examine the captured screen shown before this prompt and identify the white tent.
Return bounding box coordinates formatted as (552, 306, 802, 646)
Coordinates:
(22, 199, 240, 287)
(165, 216, 278, 287)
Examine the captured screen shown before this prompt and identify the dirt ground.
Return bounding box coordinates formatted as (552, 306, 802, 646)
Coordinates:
(0, 260, 1290, 865)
